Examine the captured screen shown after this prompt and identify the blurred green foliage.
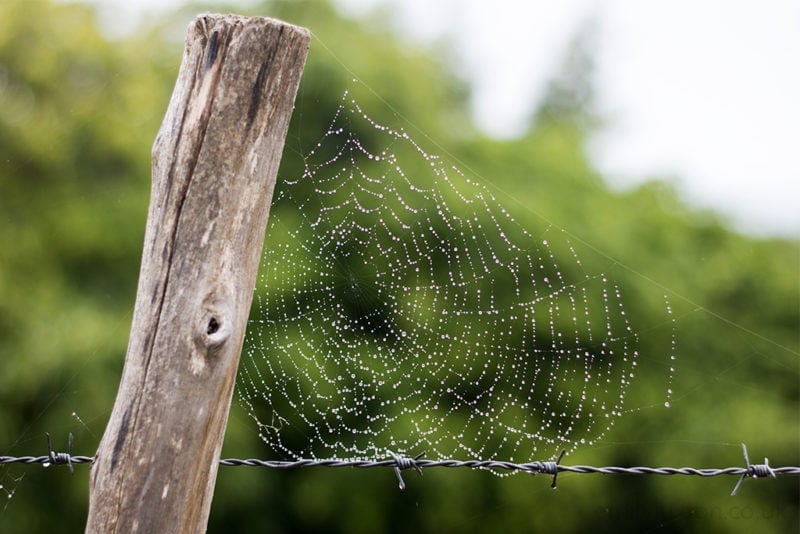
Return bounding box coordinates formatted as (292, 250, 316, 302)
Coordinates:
(0, 0, 797, 532)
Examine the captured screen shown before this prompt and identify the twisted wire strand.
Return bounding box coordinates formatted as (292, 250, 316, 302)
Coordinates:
(216, 458, 800, 477)
(0, 456, 95, 466)
(2, 440, 797, 494)
(4, 454, 799, 476)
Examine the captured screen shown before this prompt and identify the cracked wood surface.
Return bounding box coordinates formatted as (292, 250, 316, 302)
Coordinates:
(86, 14, 309, 533)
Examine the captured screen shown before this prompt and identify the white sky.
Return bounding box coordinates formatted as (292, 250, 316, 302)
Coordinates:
(89, 0, 800, 237)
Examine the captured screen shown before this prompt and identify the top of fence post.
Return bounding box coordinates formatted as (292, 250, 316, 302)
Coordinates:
(85, 14, 309, 533)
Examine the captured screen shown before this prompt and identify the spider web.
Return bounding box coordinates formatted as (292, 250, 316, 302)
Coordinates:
(238, 91, 675, 463)
(0, 470, 23, 513)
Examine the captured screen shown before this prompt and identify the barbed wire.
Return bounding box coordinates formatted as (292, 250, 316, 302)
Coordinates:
(2, 435, 797, 495)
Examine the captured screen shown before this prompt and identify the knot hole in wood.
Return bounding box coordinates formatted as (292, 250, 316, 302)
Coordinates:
(198, 307, 230, 353)
(207, 317, 220, 335)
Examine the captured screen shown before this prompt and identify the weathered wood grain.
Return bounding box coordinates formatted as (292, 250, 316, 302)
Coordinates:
(86, 14, 309, 533)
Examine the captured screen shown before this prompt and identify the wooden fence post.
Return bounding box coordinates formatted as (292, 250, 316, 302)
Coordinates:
(86, 14, 309, 532)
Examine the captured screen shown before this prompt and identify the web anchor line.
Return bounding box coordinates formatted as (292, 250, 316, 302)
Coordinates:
(1, 435, 797, 495)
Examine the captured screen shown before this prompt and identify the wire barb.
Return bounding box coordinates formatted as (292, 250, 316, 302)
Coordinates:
(731, 443, 776, 496)
(536, 449, 566, 489)
(388, 450, 424, 491)
(45, 432, 75, 474)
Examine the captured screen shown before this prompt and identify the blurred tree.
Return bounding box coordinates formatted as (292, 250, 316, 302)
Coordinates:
(534, 15, 600, 131)
(0, 0, 796, 532)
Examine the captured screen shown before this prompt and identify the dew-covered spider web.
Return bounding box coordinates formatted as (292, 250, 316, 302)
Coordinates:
(0, 470, 23, 512)
(238, 90, 676, 464)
